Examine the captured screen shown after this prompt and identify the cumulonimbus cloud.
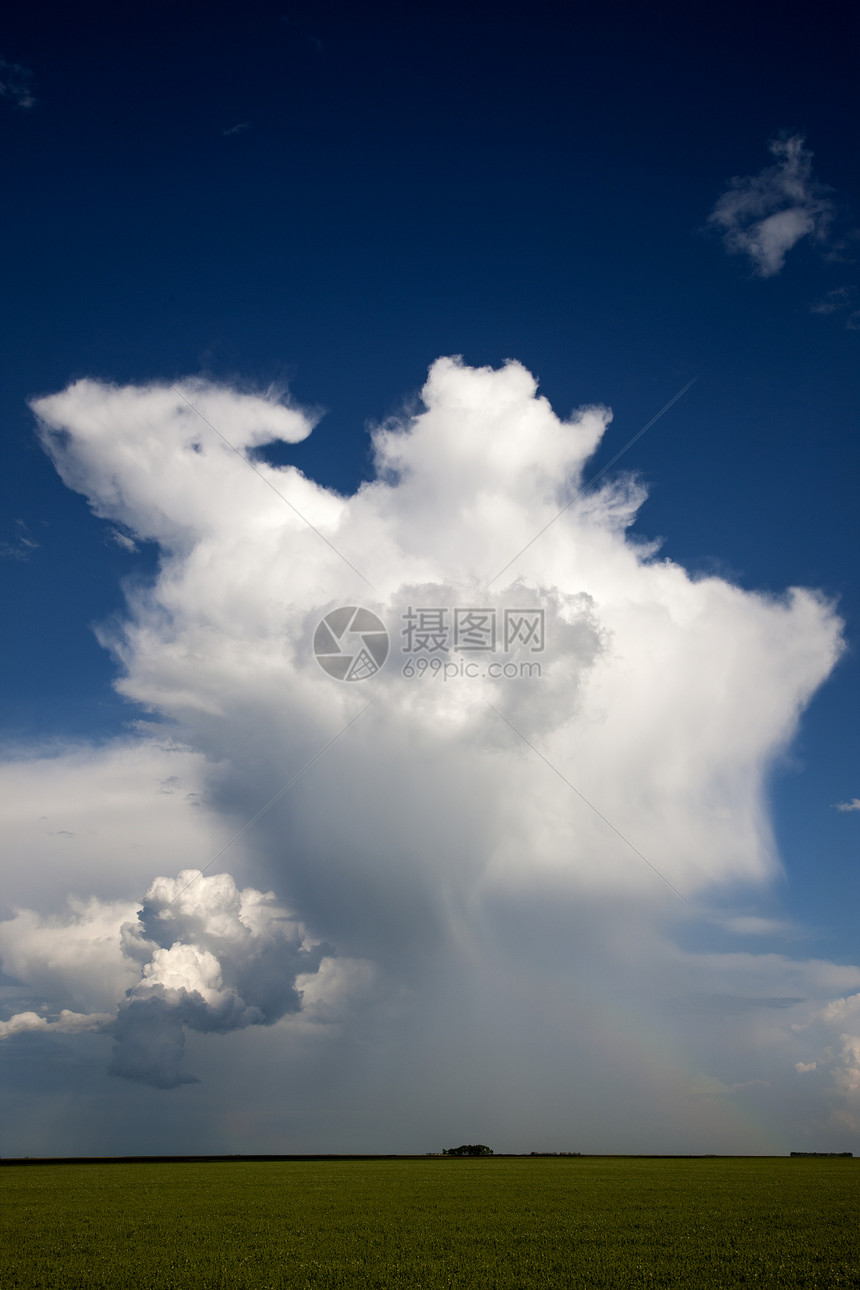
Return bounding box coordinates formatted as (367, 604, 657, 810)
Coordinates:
(29, 358, 841, 902)
(708, 135, 833, 277)
(1, 357, 854, 1142)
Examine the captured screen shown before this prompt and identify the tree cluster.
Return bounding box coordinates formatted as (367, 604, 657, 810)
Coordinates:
(442, 1144, 494, 1157)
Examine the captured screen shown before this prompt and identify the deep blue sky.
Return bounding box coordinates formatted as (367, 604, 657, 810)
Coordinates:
(2, 0, 858, 959)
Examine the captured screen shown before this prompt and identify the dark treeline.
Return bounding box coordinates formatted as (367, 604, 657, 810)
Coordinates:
(789, 1152, 853, 1158)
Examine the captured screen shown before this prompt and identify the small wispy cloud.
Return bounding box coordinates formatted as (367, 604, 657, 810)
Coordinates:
(708, 135, 834, 277)
(834, 798, 860, 813)
(107, 526, 138, 552)
(0, 58, 35, 110)
(0, 519, 39, 561)
(811, 286, 854, 314)
(811, 287, 860, 331)
(222, 121, 249, 138)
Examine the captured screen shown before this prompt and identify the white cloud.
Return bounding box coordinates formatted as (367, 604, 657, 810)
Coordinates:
(0, 869, 334, 1089)
(708, 136, 834, 277)
(834, 798, 860, 813)
(834, 1035, 860, 1097)
(791, 993, 860, 1131)
(0, 738, 232, 911)
(0, 895, 141, 1013)
(2, 357, 855, 1150)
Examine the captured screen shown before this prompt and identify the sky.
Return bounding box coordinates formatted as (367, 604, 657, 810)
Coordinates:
(0, 0, 858, 1157)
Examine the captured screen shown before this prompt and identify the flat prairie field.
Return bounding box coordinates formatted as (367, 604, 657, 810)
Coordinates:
(1, 1157, 858, 1289)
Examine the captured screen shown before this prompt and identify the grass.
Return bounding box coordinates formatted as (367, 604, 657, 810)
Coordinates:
(1, 1156, 858, 1288)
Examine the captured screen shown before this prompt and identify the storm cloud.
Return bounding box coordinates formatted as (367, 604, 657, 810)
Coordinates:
(1, 357, 855, 1151)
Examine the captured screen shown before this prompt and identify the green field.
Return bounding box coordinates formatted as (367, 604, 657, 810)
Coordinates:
(1, 1157, 858, 1288)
